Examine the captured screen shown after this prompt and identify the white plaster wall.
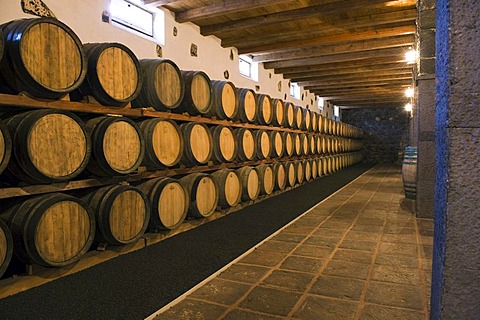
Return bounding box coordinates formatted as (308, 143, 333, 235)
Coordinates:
(1, 0, 336, 118)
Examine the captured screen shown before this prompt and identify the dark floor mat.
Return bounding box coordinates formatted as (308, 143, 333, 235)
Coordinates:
(0, 164, 372, 320)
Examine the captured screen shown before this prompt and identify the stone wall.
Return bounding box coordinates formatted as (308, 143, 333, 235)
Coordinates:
(342, 108, 410, 164)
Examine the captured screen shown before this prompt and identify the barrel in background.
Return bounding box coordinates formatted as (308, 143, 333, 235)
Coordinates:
(86, 116, 144, 177)
(133, 59, 184, 111)
(254, 129, 271, 160)
(180, 173, 219, 218)
(236, 88, 257, 123)
(257, 164, 274, 195)
(2, 193, 95, 267)
(0, 119, 12, 176)
(271, 99, 285, 127)
(138, 177, 189, 231)
(402, 146, 417, 199)
(235, 128, 256, 161)
(210, 125, 237, 163)
(5, 109, 91, 184)
(82, 184, 150, 246)
(237, 166, 260, 201)
(256, 94, 273, 125)
(0, 18, 86, 99)
(272, 162, 287, 191)
(0, 219, 13, 279)
(72, 42, 141, 107)
(138, 118, 183, 170)
(179, 70, 212, 116)
(269, 131, 284, 158)
(284, 102, 295, 128)
(212, 169, 242, 208)
(208, 80, 238, 120)
(180, 122, 213, 166)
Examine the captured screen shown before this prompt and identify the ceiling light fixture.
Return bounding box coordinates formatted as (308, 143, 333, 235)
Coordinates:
(405, 49, 417, 64)
(405, 87, 414, 98)
(405, 103, 413, 112)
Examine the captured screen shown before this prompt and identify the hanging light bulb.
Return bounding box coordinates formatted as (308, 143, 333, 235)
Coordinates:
(405, 103, 413, 112)
(405, 87, 414, 98)
(405, 49, 417, 64)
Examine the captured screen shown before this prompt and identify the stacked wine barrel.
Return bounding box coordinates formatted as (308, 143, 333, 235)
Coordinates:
(0, 17, 363, 278)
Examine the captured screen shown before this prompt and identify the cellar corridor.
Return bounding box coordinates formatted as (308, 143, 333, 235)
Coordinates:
(151, 165, 433, 320)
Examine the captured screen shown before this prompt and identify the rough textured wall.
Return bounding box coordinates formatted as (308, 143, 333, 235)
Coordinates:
(432, 0, 480, 319)
(342, 108, 410, 164)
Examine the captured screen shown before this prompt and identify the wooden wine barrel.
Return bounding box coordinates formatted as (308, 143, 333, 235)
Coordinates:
(211, 169, 242, 208)
(284, 102, 295, 128)
(180, 173, 219, 218)
(208, 80, 238, 120)
(236, 88, 257, 123)
(300, 133, 309, 156)
(179, 70, 212, 115)
(321, 136, 328, 154)
(293, 133, 302, 156)
(311, 111, 318, 132)
(318, 116, 324, 134)
(235, 128, 255, 161)
(0, 219, 13, 279)
(322, 157, 329, 175)
(71, 42, 141, 107)
(402, 146, 417, 199)
(315, 136, 321, 155)
(0, 119, 12, 176)
(285, 161, 296, 187)
(332, 121, 338, 137)
(82, 185, 150, 246)
(271, 99, 285, 127)
(86, 116, 144, 176)
(0, 18, 86, 99)
(5, 109, 91, 184)
(132, 59, 184, 111)
(293, 106, 304, 130)
(138, 118, 183, 170)
(272, 162, 286, 191)
(210, 125, 237, 163)
(269, 131, 284, 158)
(311, 159, 318, 179)
(294, 160, 304, 185)
(326, 136, 332, 154)
(326, 156, 333, 174)
(138, 177, 188, 231)
(283, 132, 294, 157)
(254, 130, 271, 160)
(256, 94, 273, 125)
(2, 193, 95, 267)
(316, 158, 323, 177)
(304, 109, 312, 131)
(308, 134, 316, 155)
(237, 166, 260, 201)
(180, 122, 213, 166)
(257, 164, 275, 195)
(303, 160, 312, 182)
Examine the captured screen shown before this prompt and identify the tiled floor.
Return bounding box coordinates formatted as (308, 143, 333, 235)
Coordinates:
(152, 165, 433, 320)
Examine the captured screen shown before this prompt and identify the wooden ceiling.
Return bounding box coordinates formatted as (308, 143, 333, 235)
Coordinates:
(145, 0, 417, 108)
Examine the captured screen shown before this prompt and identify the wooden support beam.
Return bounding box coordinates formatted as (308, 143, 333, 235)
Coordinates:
(174, 0, 294, 23)
(305, 79, 412, 89)
(142, 0, 178, 6)
(274, 57, 408, 75)
(264, 47, 405, 69)
(201, 0, 414, 36)
(238, 25, 416, 54)
(283, 63, 412, 79)
(315, 85, 410, 97)
(223, 9, 416, 50)
(291, 70, 412, 84)
(252, 34, 415, 63)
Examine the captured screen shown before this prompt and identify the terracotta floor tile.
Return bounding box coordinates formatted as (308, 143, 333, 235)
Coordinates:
(360, 303, 426, 320)
(257, 240, 298, 253)
(239, 286, 301, 316)
(340, 239, 378, 251)
(370, 265, 421, 286)
(378, 243, 417, 256)
(240, 250, 287, 267)
(303, 236, 340, 248)
(223, 309, 282, 319)
(375, 253, 419, 269)
(218, 264, 271, 284)
(292, 244, 334, 259)
(153, 299, 227, 320)
(323, 260, 370, 280)
(333, 249, 375, 264)
(271, 232, 306, 243)
(293, 295, 359, 320)
(310, 275, 366, 301)
(190, 279, 251, 305)
(261, 270, 315, 292)
(365, 281, 425, 310)
(280, 256, 324, 274)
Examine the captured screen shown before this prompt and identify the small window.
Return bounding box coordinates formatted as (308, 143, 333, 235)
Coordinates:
(317, 97, 325, 110)
(290, 82, 301, 100)
(110, 0, 165, 44)
(239, 55, 258, 81)
(334, 105, 340, 118)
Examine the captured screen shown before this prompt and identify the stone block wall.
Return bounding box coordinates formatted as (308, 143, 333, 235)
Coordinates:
(342, 108, 410, 164)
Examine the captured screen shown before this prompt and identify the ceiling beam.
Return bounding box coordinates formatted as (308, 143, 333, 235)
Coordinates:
(274, 56, 408, 74)
(291, 70, 412, 83)
(283, 63, 412, 79)
(264, 47, 406, 69)
(306, 79, 412, 90)
(314, 85, 410, 96)
(201, 0, 398, 36)
(142, 0, 178, 6)
(174, 0, 294, 23)
(238, 24, 415, 54)
(223, 9, 416, 49)
(252, 34, 414, 63)
(301, 75, 412, 89)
